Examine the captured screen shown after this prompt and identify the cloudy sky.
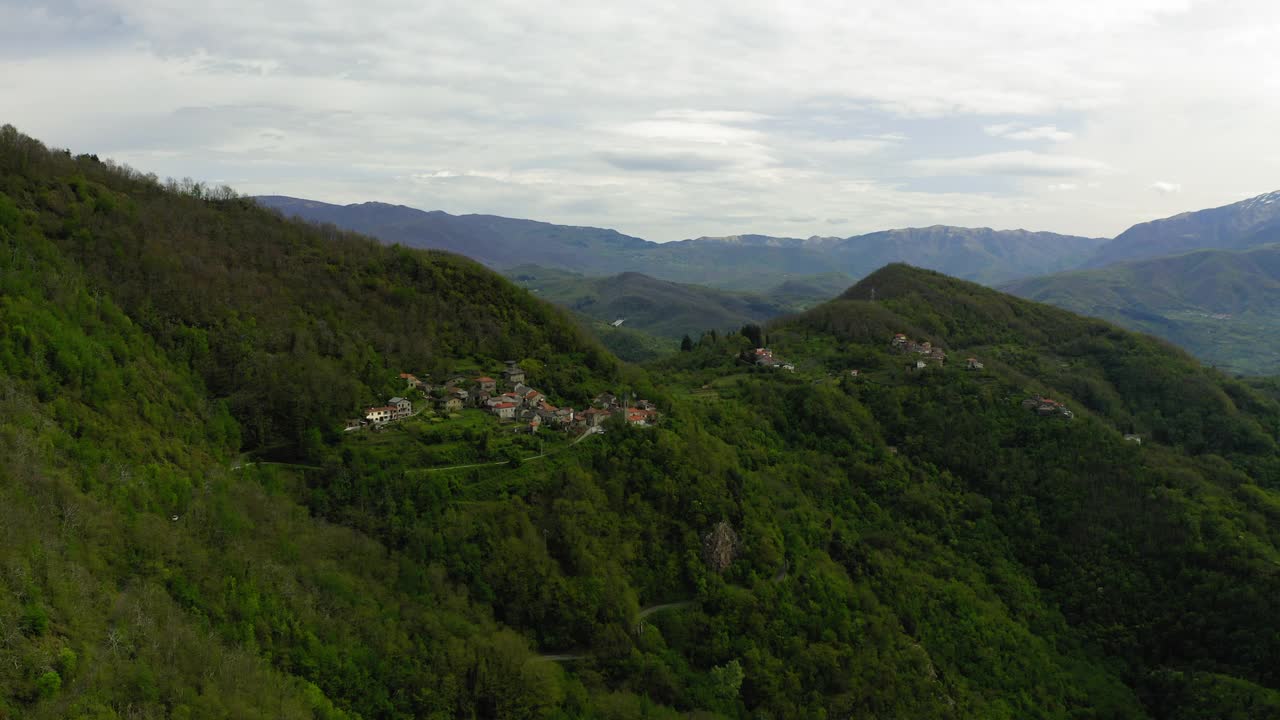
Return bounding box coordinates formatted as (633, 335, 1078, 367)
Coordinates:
(5, 1, 1279, 241)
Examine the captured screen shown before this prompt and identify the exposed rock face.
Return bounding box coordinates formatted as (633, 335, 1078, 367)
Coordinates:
(702, 521, 740, 573)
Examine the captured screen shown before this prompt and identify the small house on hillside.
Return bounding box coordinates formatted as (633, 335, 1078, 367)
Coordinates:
(966, 357, 984, 370)
(399, 373, 423, 388)
(626, 408, 658, 426)
(365, 406, 395, 424)
(503, 362, 526, 385)
(490, 402, 517, 420)
(439, 396, 463, 412)
(582, 407, 612, 427)
(1022, 396, 1073, 419)
(475, 376, 497, 393)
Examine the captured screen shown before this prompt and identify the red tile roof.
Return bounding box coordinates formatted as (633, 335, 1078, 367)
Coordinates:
(492, 402, 517, 409)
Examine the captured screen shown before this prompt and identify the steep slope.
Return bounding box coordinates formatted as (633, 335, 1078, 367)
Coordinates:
(13, 183, 616, 449)
(1085, 190, 1280, 267)
(758, 264, 1280, 713)
(0, 162, 573, 719)
(258, 195, 1103, 287)
(1004, 244, 1280, 374)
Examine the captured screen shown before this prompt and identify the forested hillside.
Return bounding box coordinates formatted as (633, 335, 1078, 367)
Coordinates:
(1, 135, 616, 449)
(1005, 243, 1280, 375)
(5, 125, 1280, 719)
(507, 266, 813, 339)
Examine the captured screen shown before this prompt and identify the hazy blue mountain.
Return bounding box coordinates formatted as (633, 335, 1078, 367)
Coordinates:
(255, 195, 655, 271)
(826, 225, 1106, 284)
(256, 196, 1104, 287)
(1084, 190, 1280, 267)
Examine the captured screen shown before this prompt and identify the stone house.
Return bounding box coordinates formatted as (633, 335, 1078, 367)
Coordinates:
(389, 397, 413, 419)
(503, 362, 526, 385)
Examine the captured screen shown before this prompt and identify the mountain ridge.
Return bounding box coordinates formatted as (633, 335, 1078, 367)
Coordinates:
(256, 195, 1106, 287)
(1083, 190, 1280, 267)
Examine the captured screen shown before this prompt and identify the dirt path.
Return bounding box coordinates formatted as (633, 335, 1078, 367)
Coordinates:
(537, 599, 694, 662)
(532, 653, 589, 663)
(419, 428, 598, 473)
(635, 601, 693, 622)
(231, 460, 323, 471)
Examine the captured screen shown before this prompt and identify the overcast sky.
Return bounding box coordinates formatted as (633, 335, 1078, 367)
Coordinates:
(5, 1, 1279, 241)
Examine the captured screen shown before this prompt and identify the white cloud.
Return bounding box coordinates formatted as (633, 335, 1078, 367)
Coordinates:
(3, 0, 1280, 240)
(986, 124, 1075, 142)
(1150, 180, 1182, 194)
(1047, 183, 1078, 191)
(914, 151, 1110, 177)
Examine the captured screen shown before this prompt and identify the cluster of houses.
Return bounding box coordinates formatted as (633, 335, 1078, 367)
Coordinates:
(1022, 396, 1074, 419)
(890, 333, 987, 372)
(891, 333, 948, 370)
(752, 348, 795, 372)
(352, 362, 660, 435)
(586, 392, 659, 429)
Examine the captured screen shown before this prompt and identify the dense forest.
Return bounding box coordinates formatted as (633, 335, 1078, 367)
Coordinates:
(4, 125, 1280, 718)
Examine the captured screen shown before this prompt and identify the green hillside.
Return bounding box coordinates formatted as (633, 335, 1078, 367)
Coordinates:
(7, 124, 1280, 719)
(1004, 244, 1280, 375)
(507, 266, 842, 341)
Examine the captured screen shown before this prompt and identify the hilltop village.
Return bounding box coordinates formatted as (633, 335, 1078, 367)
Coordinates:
(351, 331, 1073, 438)
(349, 360, 658, 434)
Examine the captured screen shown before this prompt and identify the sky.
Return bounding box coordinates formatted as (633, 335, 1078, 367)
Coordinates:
(4, 0, 1279, 242)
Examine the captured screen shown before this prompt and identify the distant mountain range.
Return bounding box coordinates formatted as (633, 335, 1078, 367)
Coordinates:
(255, 195, 1105, 288)
(1083, 191, 1280, 267)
